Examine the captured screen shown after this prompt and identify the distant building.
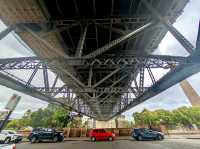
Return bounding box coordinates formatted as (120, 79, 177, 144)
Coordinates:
(84, 115, 131, 128)
(116, 115, 126, 128)
(84, 118, 95, 128)
(115, 115, 131, 128)
(95, 119, 116, 128)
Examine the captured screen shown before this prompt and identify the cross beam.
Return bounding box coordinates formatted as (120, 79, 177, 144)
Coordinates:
(0, 25, 16, 40)
(0, 55, 191, 70)
(109, 59, 200, 120)
(84, 22, 153, 59)
(0, 71, 95, 118)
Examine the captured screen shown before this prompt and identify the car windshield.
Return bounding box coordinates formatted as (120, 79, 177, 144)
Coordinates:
(46, 129, 53, 132)
(7, 131, 15, 134)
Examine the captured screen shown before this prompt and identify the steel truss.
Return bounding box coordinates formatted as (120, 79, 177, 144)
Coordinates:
(0, 0, 200, 120)
(0, 55, 190, 70)
(15, 15, 172, 26)
(108, 0, 200, 120)
(0, 53, 199, 119)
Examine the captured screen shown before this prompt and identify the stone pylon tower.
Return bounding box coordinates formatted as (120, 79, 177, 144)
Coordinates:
(180, 80, 200, 106)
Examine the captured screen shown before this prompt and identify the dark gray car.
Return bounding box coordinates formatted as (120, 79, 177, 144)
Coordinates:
(131, 128, 164, 141)
(28, 128, 64, 143)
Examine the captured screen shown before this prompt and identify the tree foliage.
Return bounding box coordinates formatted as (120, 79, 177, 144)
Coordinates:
(133, 106, 200, 128)
(6, 104, 72, 130)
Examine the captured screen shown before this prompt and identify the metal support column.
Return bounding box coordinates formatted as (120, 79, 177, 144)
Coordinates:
(42, 64, 49, 91)
(0, 25, 15, 40)
(139, 67, 144, 94)
(75, 25, 88, 57)
(147, 67, 156, 84)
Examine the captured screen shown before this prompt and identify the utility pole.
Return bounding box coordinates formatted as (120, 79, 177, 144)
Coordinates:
(0, 94, 21, 132)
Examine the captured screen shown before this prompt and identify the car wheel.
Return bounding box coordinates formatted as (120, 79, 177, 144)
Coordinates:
(30, 137, 37, 144)
(91, 137, 96, 142)
(157, 135, 162, 140)
(4, 137, 11, 144)
(53, 136, 58, 143)
(58, 136, 64, 142)
(137, 136, 143, 141)
(108, 137, 113, 141)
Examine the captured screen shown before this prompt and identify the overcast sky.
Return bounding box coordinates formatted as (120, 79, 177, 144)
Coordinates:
(0, 0, 200, 119)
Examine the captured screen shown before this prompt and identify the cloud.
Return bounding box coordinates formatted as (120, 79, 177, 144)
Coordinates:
(0, 85, 48, 119)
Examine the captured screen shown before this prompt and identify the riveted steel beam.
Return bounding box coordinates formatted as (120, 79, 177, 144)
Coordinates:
(88, 66, 93, 87)
(26, 63, 40, 86)
(108, 55, 200, 120)
(42, 64, 49, 92)
(0, 55, 192, 70)
(17, 15, 173, 26)
(141, 0, 195, 54)
(147, 67, 156, 84)
(75, 25, 88, 57)
(50, 74, 59, 93)
(0, 25, 16, 40)
(0, 71, 94, 118)
(84, 22, 153, 59)
(92, 67, 122, 88)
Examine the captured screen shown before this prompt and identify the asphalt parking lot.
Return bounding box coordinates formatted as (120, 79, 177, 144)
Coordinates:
(16, 138, 200, 149)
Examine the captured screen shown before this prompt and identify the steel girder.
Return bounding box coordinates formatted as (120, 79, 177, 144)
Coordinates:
(0, 55, 190, 70)
(75, 25, 88, 57)
(84, 22, 153, 59)
(0, 70, 96, 118)
(0, 53, 199, 120)
(13, 15, 172, 26)
(109, 58, 200, 120)
(0, 25, 16, 40)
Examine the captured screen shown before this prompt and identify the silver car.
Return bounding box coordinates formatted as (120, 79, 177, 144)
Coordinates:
(0, 144, 16, 149)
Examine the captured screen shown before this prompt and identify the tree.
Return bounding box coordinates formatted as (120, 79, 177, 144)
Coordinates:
(52, 107, 71, 128)
(6, 119, 21, 130)
(6, 104, 72, 130)
(70, 118, 82, 128)
(133, 106, 200, 128)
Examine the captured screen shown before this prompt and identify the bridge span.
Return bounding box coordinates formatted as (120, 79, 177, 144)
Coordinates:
(0, 0, 200, 120)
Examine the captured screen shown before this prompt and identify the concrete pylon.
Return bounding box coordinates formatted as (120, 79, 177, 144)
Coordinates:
(180, 80, 200, 106)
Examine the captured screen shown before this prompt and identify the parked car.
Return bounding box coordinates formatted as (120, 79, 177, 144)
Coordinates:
(0, 130, 23, 144)
(131, 128, 164, 141)
(0, 144, 16, 149)
(89, 129, 115, 142)
(28, 128, 64, 143)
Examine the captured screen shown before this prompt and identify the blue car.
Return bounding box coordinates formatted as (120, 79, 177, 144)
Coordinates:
(131, 128, 164, 141)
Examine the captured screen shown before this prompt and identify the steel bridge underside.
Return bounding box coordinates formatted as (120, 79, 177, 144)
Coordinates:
(0, 0, 200, 120)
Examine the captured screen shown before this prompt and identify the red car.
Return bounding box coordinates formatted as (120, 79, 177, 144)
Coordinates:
(89, 129, 115, 141)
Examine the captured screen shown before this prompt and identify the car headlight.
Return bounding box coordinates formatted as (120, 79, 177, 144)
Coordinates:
(60, 133, 63, 136)
(13, 135, 18, 138)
